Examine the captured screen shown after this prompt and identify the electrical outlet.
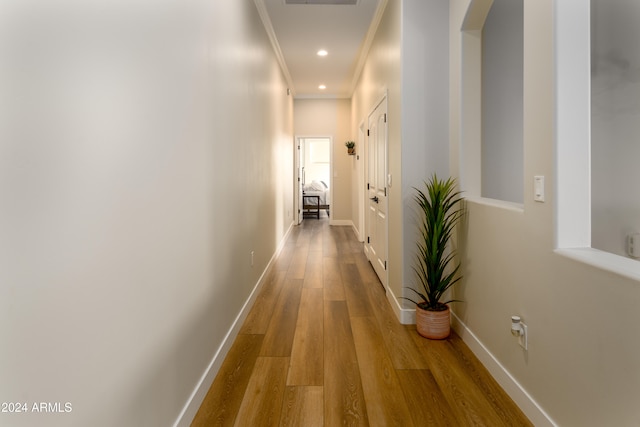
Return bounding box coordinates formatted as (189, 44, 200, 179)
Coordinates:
(518, 323, 528, 350)
(511, 316, 528, 350)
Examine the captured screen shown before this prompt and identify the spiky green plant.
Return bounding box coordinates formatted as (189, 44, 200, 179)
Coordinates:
(404, 174, 463, 311)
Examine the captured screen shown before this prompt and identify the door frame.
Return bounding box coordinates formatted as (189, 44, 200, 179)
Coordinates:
(364, 93, 389, 288)
(356, 121, 366, 241)
(294, 136, 304, 225)
(294, 135, 333, 225)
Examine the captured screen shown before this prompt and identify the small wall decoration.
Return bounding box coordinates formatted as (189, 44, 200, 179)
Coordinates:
(345, 141, 355, 155)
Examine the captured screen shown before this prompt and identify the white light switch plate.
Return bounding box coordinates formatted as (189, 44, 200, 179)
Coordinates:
(534, 176, 545, 202)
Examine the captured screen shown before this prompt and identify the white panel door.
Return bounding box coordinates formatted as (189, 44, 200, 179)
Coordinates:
(365, 98, 388, 287)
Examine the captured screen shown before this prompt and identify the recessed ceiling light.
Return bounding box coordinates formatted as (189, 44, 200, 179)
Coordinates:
(317, 49, 328, 57)
(318, 84, 326, 90)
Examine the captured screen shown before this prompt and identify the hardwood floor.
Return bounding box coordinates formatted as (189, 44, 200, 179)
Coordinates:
(191, 218, 532, 426)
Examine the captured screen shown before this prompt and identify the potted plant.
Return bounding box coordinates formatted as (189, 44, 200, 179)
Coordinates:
(345, 141, 355, 155)
(404, 174, 463, 339)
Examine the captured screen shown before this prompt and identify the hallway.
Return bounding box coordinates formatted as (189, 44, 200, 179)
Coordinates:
(191, 219, 532, 426)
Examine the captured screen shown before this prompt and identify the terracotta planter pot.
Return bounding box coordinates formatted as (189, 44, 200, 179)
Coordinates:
(416, 304, 450, 339)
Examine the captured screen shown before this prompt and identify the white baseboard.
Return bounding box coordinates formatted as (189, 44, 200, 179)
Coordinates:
(173, 222, 294, 427)
(352, 223, 364, 242)
(385, 285, 415, 325)
(330, 219, 353, 226)
(450, 312, 557, 427)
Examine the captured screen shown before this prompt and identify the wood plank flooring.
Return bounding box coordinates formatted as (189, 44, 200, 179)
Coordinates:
(191, 217, 532, 427)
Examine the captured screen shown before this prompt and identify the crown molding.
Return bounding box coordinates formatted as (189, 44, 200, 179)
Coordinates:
(254, 0, 296, 97)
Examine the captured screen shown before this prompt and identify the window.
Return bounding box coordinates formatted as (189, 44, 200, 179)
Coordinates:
(556, 0, 640, 280)
(591, 0, 640, 259)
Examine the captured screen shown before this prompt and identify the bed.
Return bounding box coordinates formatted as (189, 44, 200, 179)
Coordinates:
(302, 180, 330, 218)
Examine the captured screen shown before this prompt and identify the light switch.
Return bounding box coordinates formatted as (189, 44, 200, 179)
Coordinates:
(534, 176, 545, 202)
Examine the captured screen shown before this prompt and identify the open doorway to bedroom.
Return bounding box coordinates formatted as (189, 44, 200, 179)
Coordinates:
(295, 136, 332, 224)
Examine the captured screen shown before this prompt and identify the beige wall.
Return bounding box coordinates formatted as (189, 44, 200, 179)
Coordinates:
(450, 0, 640, 425)
(0, 1, 294, 426)
(294, 98, 353, 223)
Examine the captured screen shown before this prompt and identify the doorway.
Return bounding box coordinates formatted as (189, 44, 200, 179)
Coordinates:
(295, 136, 332, 224)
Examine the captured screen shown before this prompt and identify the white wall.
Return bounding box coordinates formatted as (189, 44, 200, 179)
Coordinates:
(351, 0, 403, 303)
(451, 0, 640, 425)
(294, 99, 352, 223)
(0, 1, 294, 426)
(591, 0, 640, 258)
(350, 0, 449, 319)
(400, 0, 450, 312)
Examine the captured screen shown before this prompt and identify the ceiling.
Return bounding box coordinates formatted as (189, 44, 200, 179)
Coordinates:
(256, 0, 386, 98)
